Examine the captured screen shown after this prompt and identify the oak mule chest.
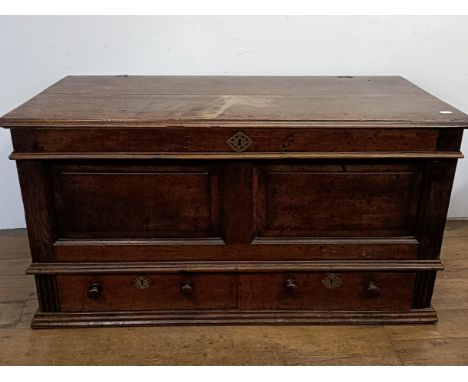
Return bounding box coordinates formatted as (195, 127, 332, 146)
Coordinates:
(2, 76, 467, 328)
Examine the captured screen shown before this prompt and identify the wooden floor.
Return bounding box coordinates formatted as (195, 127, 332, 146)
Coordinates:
(1, 221, 468, 365)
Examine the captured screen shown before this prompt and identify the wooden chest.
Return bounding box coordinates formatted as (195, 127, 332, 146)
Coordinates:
(1, 76, 467, 327)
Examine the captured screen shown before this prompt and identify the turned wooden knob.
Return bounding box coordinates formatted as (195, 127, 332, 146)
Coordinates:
(181, 281, 194, 296)
(285, 279, 298, 293)
(366, 281, 381, 296)
(87, 283, 102, 299)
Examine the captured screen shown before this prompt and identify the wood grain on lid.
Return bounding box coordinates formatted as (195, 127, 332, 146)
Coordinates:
(1, 76, 467, 128)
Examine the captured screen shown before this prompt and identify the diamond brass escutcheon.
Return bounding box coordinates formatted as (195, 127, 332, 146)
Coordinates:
(227, 131, 253, 152)
(321, 273, 343, 289)
(132, 275, 153, 290)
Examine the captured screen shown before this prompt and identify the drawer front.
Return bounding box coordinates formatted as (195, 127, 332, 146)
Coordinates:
(57, 273, 237, 312)
(238, 272, 415, 311)
(57, 272, 415, 313)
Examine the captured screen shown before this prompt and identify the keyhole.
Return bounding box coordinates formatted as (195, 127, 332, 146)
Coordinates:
(227, 132, 252, 152)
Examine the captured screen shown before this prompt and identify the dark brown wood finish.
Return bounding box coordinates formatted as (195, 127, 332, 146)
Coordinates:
(2, 76, 467, 327)
(57, 273, 238, 312)
(34, 275, 60, 312)
(418, 160, 459, 260)
(51, 239, 420, 262)
(30, 309, 439, 328)
(412, 271, 438, 309)
(54, 271, 416, 313)
(224, 162, 255, 244)
(255, 162, 423, 238)
(16, 161, 55, 262)
(10, 127, 441, 153)
(48, 163, 223, 239)
(238, 272, 415, 311)
(26, 260, 444, 274)
(1, 76, 467, 127)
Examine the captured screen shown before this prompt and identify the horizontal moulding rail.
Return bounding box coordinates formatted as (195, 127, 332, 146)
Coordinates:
(9, 151, 465, 161)
(26, 260, 444, 275)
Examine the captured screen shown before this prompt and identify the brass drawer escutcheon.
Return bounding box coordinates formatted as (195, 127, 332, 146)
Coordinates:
(227, 131, 253, 152)
(321, 273, 343, 289)
(132, 275, 153, 290)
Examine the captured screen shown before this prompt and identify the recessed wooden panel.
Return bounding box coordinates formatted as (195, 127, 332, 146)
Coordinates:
(49, 163, 223, 239)
(255, 163, 423, 237)
(238, 272, 415, 311)
(57, 273, 237, 312)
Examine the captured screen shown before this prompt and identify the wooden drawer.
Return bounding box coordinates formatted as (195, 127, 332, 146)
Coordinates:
(56, 273, 237, 312)
(238, 272, 416, 311)
(56, 271, 416, 313)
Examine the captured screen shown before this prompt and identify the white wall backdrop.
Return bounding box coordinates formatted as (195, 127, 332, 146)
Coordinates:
(0, 16, 467, 228)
